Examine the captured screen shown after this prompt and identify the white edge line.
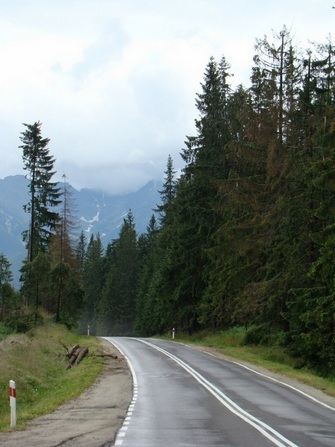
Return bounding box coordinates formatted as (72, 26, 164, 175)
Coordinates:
(102, 337, 138, 445)
(202, 348, 335, 412)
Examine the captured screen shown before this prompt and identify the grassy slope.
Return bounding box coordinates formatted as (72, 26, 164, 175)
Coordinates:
(170, 328, 335, 399)
(0, 323, 105, 431)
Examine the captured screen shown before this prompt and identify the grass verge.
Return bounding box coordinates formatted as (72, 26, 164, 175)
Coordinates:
(170, 327, 335, 399)
(0, 323, 104, 432)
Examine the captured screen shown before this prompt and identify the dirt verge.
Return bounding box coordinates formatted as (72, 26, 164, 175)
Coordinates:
(0, 339, 132, 447)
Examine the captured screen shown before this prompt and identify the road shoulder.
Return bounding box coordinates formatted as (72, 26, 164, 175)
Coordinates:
(0, 339, 132, 447)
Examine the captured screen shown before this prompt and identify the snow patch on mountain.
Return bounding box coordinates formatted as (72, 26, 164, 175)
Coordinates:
(80, 211, 100, 224)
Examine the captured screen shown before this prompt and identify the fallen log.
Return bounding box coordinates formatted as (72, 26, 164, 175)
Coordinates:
(62, 343, 118, 369)
(68, 344, 80, 357)
(68, 348, 80, 368)
(88, 353, 118, 359)
(74, 347, 89, 366)
(62, 343, 89, 369)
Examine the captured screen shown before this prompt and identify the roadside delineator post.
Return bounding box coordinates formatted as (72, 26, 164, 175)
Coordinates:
(172, 328, 175, 339)
(9, 380, 16, 428)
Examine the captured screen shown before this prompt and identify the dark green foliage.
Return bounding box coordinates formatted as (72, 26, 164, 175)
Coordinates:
(81, 234, 105, 334)
(0, 254, 20, 330)
(20, 252, 51, 324)
(96, 211, 138, 335)
(75, 231, 87, 276)
(130, 30, 335, 375)
(155, 154, 177, 225)
(76, 28, 335, 375)
(50, 261, 83, 328)
(1, 252, 49, 333)
(135, 215, 161, 335)
(20, 121, 61, 262)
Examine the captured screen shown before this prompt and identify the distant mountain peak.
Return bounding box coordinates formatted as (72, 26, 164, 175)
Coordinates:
(0, 175, 161, 286)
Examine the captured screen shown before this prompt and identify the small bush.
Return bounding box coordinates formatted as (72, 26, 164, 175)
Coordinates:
(0, 323, 11, 341)
(243, 325, 286, 347)
(243, 325, 268, 345)
(220, 327, 245, 347)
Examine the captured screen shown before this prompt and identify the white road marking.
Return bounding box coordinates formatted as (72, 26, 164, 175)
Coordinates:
(103, 338, 138, 446)
(140, 339, 299, 447)
(203, 347, 335, 411)
(230, 359, 335, 412)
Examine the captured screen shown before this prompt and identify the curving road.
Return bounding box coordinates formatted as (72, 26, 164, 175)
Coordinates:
(104, 337, 335, 447)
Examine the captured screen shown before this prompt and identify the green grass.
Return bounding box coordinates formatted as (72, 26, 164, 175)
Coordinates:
(0, 323, 105, 432)
(169, 328, 335, 399)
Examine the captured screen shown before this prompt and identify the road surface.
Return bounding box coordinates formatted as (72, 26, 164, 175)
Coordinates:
(104, 337, 335, 447)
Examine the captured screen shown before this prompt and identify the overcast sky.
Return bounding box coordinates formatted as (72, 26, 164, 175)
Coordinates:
(1, 0, 333, 194)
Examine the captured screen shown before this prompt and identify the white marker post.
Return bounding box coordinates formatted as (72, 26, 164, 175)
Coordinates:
(9, 380, 16, 428)
(172, 328, 175, 339)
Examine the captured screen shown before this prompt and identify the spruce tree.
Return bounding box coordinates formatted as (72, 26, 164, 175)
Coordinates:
(20, 121, 61, 262)
(20, 252, 51, 324)
(285, 40, 335, 368)
(99, 211, 138, 335)
(155, 155, 177, 225)
(75, 231, 87, 277)
(82, 234, 104, 334)
(135, 215, 161, 335)
(168, 56, 232, 332)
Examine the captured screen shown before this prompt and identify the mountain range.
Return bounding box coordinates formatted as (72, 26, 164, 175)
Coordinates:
(0, 175, 162, 286)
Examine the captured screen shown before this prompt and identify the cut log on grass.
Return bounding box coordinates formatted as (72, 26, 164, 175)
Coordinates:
(68, 348, 80, 367)
(74, 347, 89, 366)
(68, 344, 80, 357)
(62, 343, 89, 369)
(62, 343, 118, 369)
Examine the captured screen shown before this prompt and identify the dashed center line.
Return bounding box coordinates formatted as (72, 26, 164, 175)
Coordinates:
(138, 339, 298, 447)
(106, 338, 299, 447)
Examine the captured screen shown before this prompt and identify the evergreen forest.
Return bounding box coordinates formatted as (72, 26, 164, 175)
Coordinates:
(1, 28, 335, 375)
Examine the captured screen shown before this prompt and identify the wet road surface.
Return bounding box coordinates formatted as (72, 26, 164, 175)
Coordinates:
(105, 337, 335, 447)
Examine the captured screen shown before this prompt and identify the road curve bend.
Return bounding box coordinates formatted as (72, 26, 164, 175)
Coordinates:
(104, 337, 335, 447)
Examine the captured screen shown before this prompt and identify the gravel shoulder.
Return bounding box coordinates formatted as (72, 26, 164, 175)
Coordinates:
(0, 339, 132, 447)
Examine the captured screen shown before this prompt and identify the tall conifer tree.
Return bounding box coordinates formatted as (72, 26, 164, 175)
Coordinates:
(166, 56, 233, 332)
(155, 155, 177, 225)
(20, 121, 61, 262)
(82, 234, 104, 334)
(98, 211, 138, 335)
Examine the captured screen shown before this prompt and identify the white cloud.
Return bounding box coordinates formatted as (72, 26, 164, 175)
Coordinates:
(0, 0, 334, 194)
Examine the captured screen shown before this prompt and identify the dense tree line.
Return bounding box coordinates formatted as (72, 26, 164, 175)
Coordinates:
(76, 28, 335, 375)
(1, 28, 334, 375)
(135, 28, 335, 374)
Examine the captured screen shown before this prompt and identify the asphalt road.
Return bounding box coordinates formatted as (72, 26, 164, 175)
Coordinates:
(104, 337, 335, 447)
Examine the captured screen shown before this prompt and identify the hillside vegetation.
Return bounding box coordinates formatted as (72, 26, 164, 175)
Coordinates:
(0, 322, 104, 431)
